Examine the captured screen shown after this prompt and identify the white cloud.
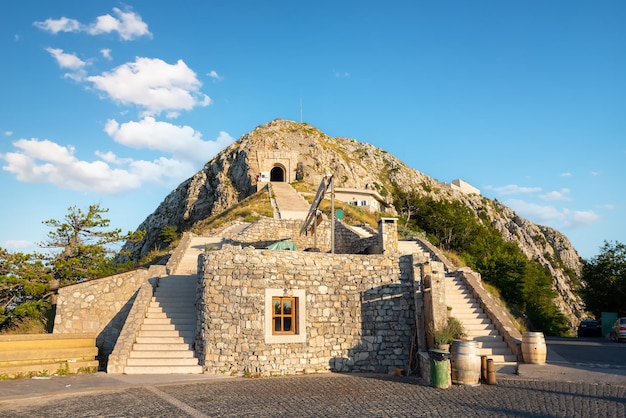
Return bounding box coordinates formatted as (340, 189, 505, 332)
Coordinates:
(1, 117, 234, 195)
(34, 17, 81, 34)
(540, 188, 570, 201)
(591, 171, 600, 176)
(87, 7, 152, 41)
(1, 240, 37, 253)
(46, 48, 86, 70)
(4, 131, 13, 136)
(506, 199, 564, 224)
(505, 198, 599, 229)
(564, 210, 600, 228)
(104, 117, 233, 165)
(101, 48, 112, 60)
(33, 8, 151, 41)
(208, 70, 222, 81)
(561, 172, 571, 177)
(0, 138, 192, 194)
(334, 70, 350, 78)
(87, 58, 211, 117)
(45, 48, 88, 81)
(491, 184, 541, 195)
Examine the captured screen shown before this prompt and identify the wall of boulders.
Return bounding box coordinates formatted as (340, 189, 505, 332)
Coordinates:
(196, 244, 417, 376)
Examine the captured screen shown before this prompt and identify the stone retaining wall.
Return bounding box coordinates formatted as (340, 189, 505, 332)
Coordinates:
(196, 245, 417, 376)
(54, 266, 166, 364)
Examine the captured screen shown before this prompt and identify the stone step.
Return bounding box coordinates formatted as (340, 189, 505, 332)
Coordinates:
(465, 328, 500, 337)
(477, 346, 513, 356)
(445, 293, 473, 301)
(473, 335, 504, 343)
(145, 312, 196, 320)
(463, 321, 495, 330)
(140, 323, 195, 332)
(480, 354, 518, 363)
(151, 296, 196, 303)
(456, 317, 492, 326)
(156, 279, 197, 286)
(143, 317, 195, 325)
(135, 336, 191, 345)
(138, 330, 194, 338)
(449, 308, 484, 315)
(129, 350, 195, 359)
(453, 312, 488, 320)
(123, 365, 203, 374)
(126, 357, 200, 367)
(0, 360, 99, 377)
(154, 288, 197, 295)
(132, 342, 193, 351)
(147, 306, 195, 314)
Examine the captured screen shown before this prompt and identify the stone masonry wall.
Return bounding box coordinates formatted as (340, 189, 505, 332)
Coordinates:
(196, 244, 416, 376)
(231, 217, 379, 254)
(54, 266, 166, 360)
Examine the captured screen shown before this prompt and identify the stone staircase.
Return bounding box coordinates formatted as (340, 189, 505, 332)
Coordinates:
(270, 182, 310, 220)
(124, 275, 202, 374)
(397, 239, 517, 372)
(123, 236, 223, 374)
(445, 274, 517, 367)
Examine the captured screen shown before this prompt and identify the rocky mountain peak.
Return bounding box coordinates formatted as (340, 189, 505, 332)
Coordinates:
(122, 118, 586, 328)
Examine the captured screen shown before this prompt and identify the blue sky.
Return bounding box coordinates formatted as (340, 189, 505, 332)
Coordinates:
(1, 1, 624, 260)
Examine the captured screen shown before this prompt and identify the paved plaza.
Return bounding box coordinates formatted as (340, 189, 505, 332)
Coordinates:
(1, 371, 625, 417)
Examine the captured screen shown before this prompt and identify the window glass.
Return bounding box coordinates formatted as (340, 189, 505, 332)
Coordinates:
(272, 297, 296, 335)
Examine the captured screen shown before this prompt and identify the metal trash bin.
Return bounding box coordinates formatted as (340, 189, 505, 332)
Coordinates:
(429, 349, 450, 388)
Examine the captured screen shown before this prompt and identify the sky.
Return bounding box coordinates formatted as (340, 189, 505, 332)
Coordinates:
(1, 1, 624, 260)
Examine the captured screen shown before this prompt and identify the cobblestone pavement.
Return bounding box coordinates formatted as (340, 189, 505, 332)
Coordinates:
(2, 373, 625, 417)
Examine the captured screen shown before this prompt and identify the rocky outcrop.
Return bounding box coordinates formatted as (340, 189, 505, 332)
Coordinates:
(122, 118, 585, 329)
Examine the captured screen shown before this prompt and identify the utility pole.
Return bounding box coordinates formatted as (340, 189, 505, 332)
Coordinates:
(330, 175, 335, 254)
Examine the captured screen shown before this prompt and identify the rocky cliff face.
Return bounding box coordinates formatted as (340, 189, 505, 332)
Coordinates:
(122, 118, 585, 327)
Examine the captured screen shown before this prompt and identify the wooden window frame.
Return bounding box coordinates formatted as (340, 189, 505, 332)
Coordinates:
(264, 289, 306, 344)
(272, 297, 297, 335)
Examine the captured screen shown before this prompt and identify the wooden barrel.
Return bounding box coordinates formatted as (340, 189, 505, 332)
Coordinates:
(522, 332, 547, 364)
(450, 340, 481, 386)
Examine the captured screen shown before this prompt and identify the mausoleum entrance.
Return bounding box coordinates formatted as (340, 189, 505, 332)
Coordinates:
(270, 166, 286, 182)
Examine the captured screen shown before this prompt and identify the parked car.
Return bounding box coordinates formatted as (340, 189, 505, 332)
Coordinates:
(577, 319, 602, 337)
(609, 317, 626, 342)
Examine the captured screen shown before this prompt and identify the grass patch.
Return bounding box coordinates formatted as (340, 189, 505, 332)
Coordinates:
(192, 187, 273, 234)
(1, 317, 49, 335)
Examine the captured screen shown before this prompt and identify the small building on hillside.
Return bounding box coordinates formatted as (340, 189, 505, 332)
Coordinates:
(450, 179, 480, 196)
(334, 187, 394, 214)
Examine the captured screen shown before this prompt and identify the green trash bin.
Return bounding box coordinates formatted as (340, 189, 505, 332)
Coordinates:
(429, 349, 450, 388)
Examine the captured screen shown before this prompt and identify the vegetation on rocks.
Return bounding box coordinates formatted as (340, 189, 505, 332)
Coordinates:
(579, 241, 626, 318)
(393, 188, 569, 336)
(1, 204, 142, 333)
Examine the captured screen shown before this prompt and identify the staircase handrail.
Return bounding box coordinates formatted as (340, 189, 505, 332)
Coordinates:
(166, 231, 195, 275)
(414, 236, 522, 361)
(455, 268, 523, 361)
(107, 278, 158, 373)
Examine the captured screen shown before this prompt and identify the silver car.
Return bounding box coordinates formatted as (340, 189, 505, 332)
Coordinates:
(609, 317, 626, 342)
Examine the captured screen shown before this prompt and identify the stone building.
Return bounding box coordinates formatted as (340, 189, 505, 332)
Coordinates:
(450, 179, 480, 195)
(334, 187, 394, 214)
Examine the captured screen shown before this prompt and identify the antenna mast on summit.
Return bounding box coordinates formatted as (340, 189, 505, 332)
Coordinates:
(300, 97, 302, 123)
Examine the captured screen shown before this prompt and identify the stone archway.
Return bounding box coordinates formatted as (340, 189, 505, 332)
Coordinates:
(270, 166, 285, 182)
